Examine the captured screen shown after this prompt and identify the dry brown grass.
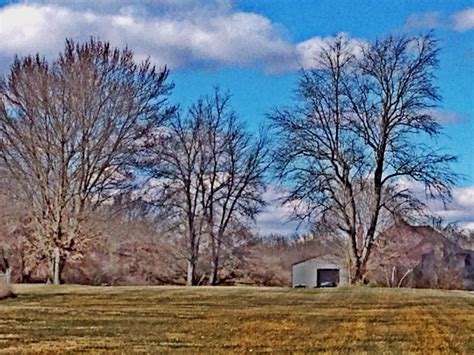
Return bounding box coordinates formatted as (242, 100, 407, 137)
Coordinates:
(0, 285, 472, 353)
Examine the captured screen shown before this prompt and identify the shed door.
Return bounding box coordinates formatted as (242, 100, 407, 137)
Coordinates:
(317, 269, 339, 287)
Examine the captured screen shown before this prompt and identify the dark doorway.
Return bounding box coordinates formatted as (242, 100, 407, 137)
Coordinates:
(317, 269, 339, 287)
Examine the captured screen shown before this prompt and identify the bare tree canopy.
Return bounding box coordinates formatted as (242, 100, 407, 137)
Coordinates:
(270, 33, 458, 283)
(0, 38, 174, 284)
(136, 89, 270, 285)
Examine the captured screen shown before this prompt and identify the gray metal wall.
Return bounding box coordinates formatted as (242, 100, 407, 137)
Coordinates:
(292, 256, 349, 287)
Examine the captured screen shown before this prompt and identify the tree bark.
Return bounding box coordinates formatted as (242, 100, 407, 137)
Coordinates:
(208, 229, 221, 286)
(351, 257, 365, 284)
(186, 259, 196, 286)
(5, 267, 11, 284)
(209, 257, 219, 286)
(51, 247, 64, 285)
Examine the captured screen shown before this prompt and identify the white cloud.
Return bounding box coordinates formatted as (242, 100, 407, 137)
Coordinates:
(254, 186, 310, 236)
(404, 8, 474, 33)
(397, 178, 474, 230)
(454, 186, 474, 208)
(452, 8, 474, 32)
(295, 34, 365, 70)
(0, 1, 363, 73)
(404, 11, 443, 30)
(0, 1, 290, 71)
(424, 108, 468, 125)
(461, 222, 474, 230)
(257, 180, 474, 235)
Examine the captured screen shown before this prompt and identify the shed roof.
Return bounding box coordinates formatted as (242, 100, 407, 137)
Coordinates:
(292, 254, 344, 266)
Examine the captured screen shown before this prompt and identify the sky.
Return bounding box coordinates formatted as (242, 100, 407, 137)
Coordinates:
(0, 0, 473, 233)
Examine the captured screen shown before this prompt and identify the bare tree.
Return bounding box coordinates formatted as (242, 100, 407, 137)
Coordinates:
(197, 91, 270, 285)
(136, 89, 269, 285)
(138, 106, 207, 286)
(0, 38, 174, 284)
(271, 34, 457, 283)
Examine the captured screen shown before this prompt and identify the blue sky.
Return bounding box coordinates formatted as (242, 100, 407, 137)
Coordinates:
(0, 0, 473, 232)
(174, 1, 474, 182)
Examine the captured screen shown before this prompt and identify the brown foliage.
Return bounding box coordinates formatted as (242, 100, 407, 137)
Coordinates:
(368, 221, 474, 290)
(0, 38, 173, 284)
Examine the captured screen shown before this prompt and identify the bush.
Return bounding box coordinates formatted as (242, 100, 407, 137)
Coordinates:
(0, 281, 16, 300)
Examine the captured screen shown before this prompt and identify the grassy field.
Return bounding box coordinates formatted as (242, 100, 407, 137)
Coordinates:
(0, 285, 472, 353)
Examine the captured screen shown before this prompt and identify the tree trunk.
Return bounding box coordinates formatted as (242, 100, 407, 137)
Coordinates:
(208, 230, 222, 286)
(186, 259, 196, 286)
(209, 257, 219, 286)
(50, 247, 64, 285)
(351, 257, 365, 284)
(0, 249, 11, 284)
(5, 267, 11, 284)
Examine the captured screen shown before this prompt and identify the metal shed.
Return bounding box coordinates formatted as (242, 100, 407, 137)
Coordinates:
(292, 255, 349, 288)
